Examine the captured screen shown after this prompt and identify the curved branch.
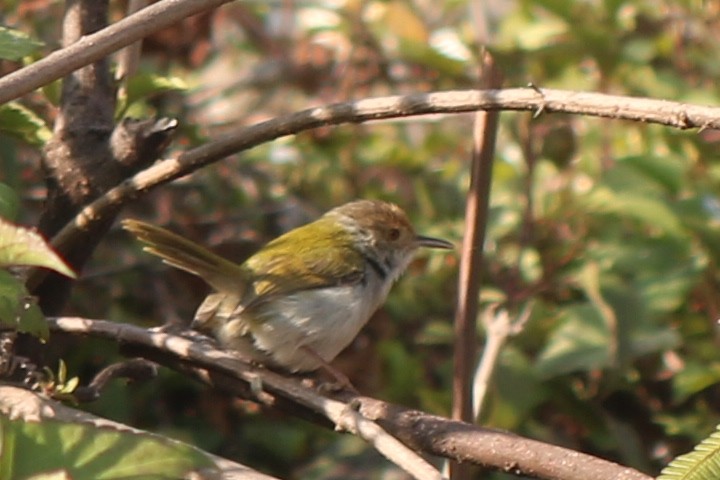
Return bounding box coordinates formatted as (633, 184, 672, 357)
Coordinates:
(49, 318, 443, 480)
(46, 87, 720, 261)
(48, 317, 652, 480)
(0, 0, 232, 105)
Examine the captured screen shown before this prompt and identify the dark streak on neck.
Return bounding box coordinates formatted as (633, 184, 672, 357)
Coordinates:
(362, 253, 388, 280)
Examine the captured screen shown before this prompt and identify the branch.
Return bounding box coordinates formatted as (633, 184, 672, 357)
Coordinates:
(36, 0, 116, 313)
(33, 0, 178, 312)
(47, 317, 653, 480)
(450, 51, 501, 480)
(472, 304, 532, 420)
(73, 358, 158, 402)
(49, 318, 443, 480)
(44, 87, 720, 261)
(0, 0, 233, 105)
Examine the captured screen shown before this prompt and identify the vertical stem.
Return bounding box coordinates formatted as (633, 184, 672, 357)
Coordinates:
(450, 50, 502, 479)
(450, 7, 502, 479)
(519, 116, 537, 248)
(472, 307, 507, 420)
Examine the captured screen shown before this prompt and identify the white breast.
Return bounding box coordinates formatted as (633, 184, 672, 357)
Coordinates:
(245, 276, 390, 372)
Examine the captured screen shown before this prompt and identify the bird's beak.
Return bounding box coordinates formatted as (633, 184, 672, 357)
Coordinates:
(415, 235, 454, 249)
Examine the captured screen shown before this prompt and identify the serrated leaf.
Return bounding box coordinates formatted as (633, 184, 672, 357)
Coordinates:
(0, 415, 216, 479)
(0, 26, 43, 61)
(0, 219, 75, 278)
(658, 424, 720, 479)
(0, 102, 52, 146)
(0, 271, 47, 339)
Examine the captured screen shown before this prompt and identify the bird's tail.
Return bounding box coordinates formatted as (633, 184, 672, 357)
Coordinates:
(122, 219, 245, 292)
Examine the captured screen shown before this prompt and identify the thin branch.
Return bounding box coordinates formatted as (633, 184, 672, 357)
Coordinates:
(0, 0, 232, 105)
(171, 363, 443, 480)
(42, 87, 720, 259)
(49, 318, 443, 480)
(451, 51, 502, 480)
(336, 402, 446, 480)
(47, 317, 652, 480)
(73, 358, 157, 402)
(29, 85, 720, 293)
(472, 304, 533, 420)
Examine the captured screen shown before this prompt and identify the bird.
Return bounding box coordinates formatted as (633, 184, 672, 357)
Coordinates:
(123, 199, 452, 386)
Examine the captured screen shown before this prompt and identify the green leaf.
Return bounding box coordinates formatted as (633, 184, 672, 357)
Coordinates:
(486, 347, 549, 429)
(0, 410, 17, 480)
(673, 362, 720, 404)
(119, 73, 188, 116)
(535, 304, 613, 378)
(0, 102, 52, 146)
(499, 13, 568, 51)
(627, 325, 680, 359)
(0, 183, 20, 221)
(0, 270, 47, 339)
(0, 415, 216, 479)
(658, 423, 720, 480)
(378, 340, 424, 404)
(619, 154, 686, 194)
(583, 186, 684, 237)
(0, 219, 75, 278)
(0, 26, 43, 61)
(577, 261, 617, 345)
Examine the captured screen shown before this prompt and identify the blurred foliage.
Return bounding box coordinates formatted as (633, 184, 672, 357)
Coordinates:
(0, 215, 75, 339)
(0, 25, 42, 61)
(3, 0, 720, 478)
(0, 415, 216, 479)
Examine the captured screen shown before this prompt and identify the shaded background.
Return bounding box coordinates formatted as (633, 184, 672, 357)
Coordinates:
(4, 0, 720, 477)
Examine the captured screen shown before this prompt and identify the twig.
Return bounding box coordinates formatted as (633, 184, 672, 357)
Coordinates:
(336, 401, 445, 480)
(168, 362, 443, 480)
(47, 316, 652, 480)
(0, 0, 232, 105)
(472, 304, 533, 420)
(48, 318, 444, 480)
(73, 358, 158, 402)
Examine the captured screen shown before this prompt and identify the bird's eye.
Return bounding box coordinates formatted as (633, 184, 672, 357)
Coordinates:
(388, 228, 400, 240)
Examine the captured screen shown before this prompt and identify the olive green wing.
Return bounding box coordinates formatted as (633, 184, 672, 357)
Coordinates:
(239, 233, 366, 314)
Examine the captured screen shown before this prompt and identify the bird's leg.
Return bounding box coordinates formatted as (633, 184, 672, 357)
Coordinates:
(300, 346, 358, 394)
